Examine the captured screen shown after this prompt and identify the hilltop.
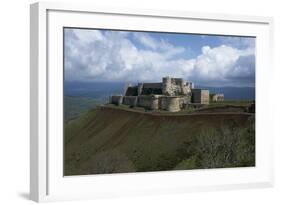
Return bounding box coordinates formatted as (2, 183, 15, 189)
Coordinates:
(64, 106, 255, 175)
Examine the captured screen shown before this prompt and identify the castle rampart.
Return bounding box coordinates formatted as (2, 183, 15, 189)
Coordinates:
(161, 96, 181, 112)
(111, 95, 123, 105)
(137, 95, 160, 110)
(191, 89, 209, 105)
(110, 77, 216, 112)
(123, 96, 138, 107)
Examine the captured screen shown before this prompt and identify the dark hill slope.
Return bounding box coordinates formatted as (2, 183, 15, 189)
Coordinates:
(64, 107, 255, 175)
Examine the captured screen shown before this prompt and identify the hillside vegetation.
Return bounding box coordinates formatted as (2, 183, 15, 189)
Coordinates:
(64, 96, 104, 121)
(64, 107, 255, 175)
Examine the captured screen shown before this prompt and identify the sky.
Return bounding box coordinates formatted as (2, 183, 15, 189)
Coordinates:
(64, 28, 255, 87)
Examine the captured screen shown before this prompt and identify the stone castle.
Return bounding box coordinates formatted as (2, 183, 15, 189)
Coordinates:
(110, 77, 223, 112)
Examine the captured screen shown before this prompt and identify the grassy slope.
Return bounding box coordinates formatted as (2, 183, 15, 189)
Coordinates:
(64, 107, 255, 175)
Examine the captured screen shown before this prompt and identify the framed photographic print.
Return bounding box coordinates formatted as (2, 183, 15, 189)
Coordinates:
(30, 2, 274, 202)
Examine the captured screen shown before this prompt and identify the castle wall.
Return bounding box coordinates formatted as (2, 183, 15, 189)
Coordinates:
(192, 89, 209, 104)
(137, 96, 152, 110)
(178, 96, 189, 109)
(160, 96, 181, 112)
(123, 96, 138, 107)
(192, 89, 201, 103)
(137, 96, 151, 109)
(150, 97, 160, 110)
(111, 95, 123, 105)
(201, 90, 210, 104)
(137, 95, 161, 110)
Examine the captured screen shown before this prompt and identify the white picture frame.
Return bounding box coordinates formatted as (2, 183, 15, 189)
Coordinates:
(30, 2, 274, 202)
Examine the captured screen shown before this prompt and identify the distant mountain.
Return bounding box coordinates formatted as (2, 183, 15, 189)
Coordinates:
(64, 82, 125, 121)
(64, 81, 125, 99)
(65, 81, 255, 101)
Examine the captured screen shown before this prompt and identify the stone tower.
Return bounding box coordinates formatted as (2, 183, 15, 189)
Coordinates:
(137, 83, 143, 96)
(179, 78, 188, 95)
(162, 76, 172, 96)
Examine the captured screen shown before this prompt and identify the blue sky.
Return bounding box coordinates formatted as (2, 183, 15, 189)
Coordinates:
(64, 28, 255, 87)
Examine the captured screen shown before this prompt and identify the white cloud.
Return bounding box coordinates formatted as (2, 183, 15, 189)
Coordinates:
(133, 32, 186, 58)
(64, 29, 255, 87)
(72, 29, 104, 43)
(191, 45, 255, 86)
(133, 33, 158, 50)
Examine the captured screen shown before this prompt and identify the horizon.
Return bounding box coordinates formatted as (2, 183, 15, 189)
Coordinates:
(64, 80, 255, 88)
(64, 81, 255, 101)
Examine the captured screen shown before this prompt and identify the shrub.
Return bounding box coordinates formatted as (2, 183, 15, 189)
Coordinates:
(194, 117, 255, 168)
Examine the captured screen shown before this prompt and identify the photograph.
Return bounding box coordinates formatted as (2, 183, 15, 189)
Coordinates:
(63, 27, 256, 176)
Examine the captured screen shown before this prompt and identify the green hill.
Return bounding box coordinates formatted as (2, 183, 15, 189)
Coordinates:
(64, 96, 104, 121)
(64, 106, 255, 176)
